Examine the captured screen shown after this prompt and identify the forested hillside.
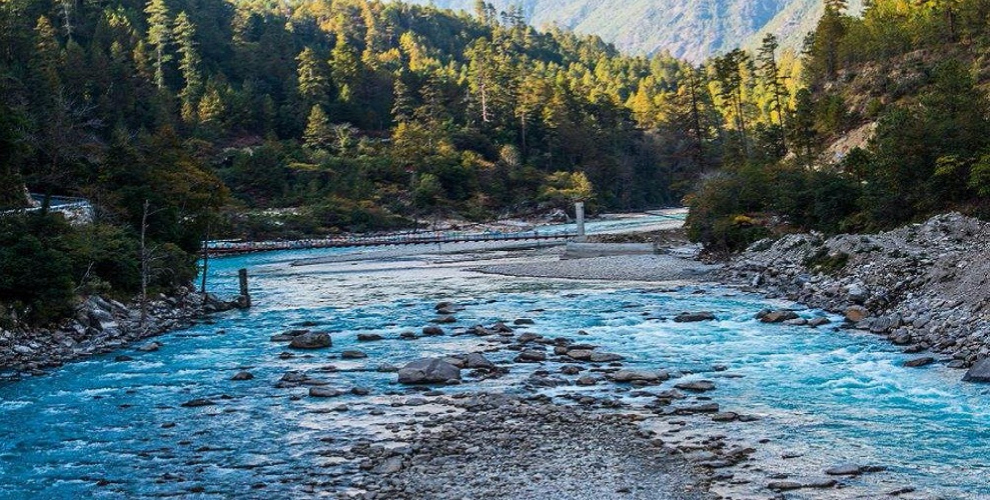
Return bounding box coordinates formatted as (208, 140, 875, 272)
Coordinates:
(3, 0, 792, 323)
(687, 0, 990, 252)
(408, 0, 864, 60)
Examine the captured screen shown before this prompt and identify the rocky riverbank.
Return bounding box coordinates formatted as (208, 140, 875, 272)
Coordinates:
(718, 212, 990, 381)
(0, 290, 239, 379)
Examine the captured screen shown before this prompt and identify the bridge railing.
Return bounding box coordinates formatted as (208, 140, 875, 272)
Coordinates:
(206, 229, 577, 255)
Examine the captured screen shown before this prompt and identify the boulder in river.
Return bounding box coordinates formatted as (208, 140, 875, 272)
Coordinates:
(609, 370, 669, 383)
(963, 358, 990, 383)
(357, 334, 384, 342)
(675, 380, 716, 392)
(341, 350, 368, 359)
(180, 398, 215, 408)
(904, 357, 934, 368)
(758, 310, 799, 323)
(231, 371, 254, 381)
(397, 358, 462, 385)
(589, 352, 624, 363)
(288, 332, 332, 350)
(515, 350, 547, 363)
(422, 326, 444, 336)
(309, 387, 344, 398)
(844, 306, 869, 323)
(674, 312, 716, 323)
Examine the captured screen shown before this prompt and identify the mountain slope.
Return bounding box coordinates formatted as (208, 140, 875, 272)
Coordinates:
(411, 0, 863, 60)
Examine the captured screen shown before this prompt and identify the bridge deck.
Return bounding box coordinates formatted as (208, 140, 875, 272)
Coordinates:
(206, 231, 576, 256)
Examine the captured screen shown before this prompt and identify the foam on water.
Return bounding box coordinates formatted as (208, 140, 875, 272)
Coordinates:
(1, 240, 989, 498)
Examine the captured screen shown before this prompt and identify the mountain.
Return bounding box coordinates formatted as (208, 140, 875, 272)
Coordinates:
(410, 0, 863, 60)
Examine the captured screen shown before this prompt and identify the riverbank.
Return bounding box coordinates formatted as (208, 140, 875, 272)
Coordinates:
(718, 212, 990, 380)
(0, 290, 239, 379)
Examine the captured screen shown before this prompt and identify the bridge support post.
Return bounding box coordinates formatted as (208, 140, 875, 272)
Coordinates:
(237, 268, 252, 309)
(575, 202, 586, 241)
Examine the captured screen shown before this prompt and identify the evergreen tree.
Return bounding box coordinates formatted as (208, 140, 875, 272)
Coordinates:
(297, 47, 330, 105)
(144, 0, 172, 90)
(303, 104, 332, 149)
(173, 11, 201, 123)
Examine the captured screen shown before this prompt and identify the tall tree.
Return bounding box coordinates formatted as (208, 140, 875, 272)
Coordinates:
(173, 11, 201, 123)
(144, 0, 172, 90)
(297, 46, 330, 105)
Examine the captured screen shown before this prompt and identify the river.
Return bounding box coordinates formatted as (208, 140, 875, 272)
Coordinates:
(0, 215, 988, 499)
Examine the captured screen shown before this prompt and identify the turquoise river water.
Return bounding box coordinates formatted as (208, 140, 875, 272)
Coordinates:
(1, 224, 988, 499)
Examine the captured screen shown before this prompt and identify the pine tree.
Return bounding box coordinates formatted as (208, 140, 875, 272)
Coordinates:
(331, 39, 361, 103)
(173, 11, 202, 123)
(297, 47, 330, 105)
(32, 16, 62, 94)
(144, 0, 172, 90)
(757, 34, 788, 154)
(303, 104, 332, 149)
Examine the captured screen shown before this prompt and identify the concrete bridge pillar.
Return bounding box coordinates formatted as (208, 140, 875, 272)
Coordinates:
(575, 202, 586, 241)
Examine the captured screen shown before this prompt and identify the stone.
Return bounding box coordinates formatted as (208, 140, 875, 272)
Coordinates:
(231, 371, 254, 381)
(514, 318, 536, 325)
(963, 358, 990, 383)
(675, 403, 720, 414)
(825, 464, 862, 476)
(767, 481, 803, 491)
(566, 349, 594, 361)
(575, 376, 598, 386)
(463, 353, 495, 370)
(808, 317, 832, 327)
(431, 316, 457, 324)
(341, 350, 368, 360)
(114, 355, 133, 362)
(422, 326, 444, 336)
(846, 284, 868, 303)
(759, 310, 799, 323)
(903, 357, 934, 368)
(845, 306, 869, 323)
(373, 456, 403, 474)
(675, 380, 716, 392)
(288, 332, 332, 350)
(711, 412, 738, 422)
(517, 332, 541, 343)
(309, 387, 344, 398)
(13, 345, 33, 355)
(515, 350, 547, 363)
(180, 398, 215, 408)
(673, 312, 716, 323)
(589, 352, 624, 363)
(135, 342, 161, 352)
(397, 358, 462, 385)
(357, 334, 384, 342)
(609, 370, 669, 383)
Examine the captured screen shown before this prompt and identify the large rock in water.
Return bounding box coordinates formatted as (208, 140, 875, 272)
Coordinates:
(289, 332, 332, 349)
(397, 358, 461, 385)
(963, 358, 990, 383)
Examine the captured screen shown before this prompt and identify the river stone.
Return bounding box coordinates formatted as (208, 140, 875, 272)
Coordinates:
(431, 316, 457, 324)
(373, 456, 403, 474)
(825, 464, 862, 476)
(397, 358, 461, 385)
(963, 358, 990, 382)
(609, 370, 669, 383)
(808, 317, 832, 327)
(231, 371, 254, 381)
(576, 376, 598, 386)
(515, 350, 547, 363)
(566, 349, 594, 361)
(845, 306, 869, 323)
(180, 398, 215, 408)
(904, 357, 934, 368)
(675, 380, 716, 392)
(674, 312, 716, 323)
(309, 387, 344, 398)
(514, 318, 536, 325)
(589, 352, 625, 363)
(463, 353, 495, 370)
(341, 350, 368, 359)
(712, 412, 738, 422)
(289, 332, 332, 350)
(135, 342, 161, 352)
(422, 326, 444, 336)
(675, 403, 720, 414)
(357, 334, 384, 342)
(759, 310, 799, 323)
(768, 481, 803, 491)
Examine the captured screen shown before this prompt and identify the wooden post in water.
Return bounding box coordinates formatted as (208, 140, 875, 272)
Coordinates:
(238, 268, 251, 309)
